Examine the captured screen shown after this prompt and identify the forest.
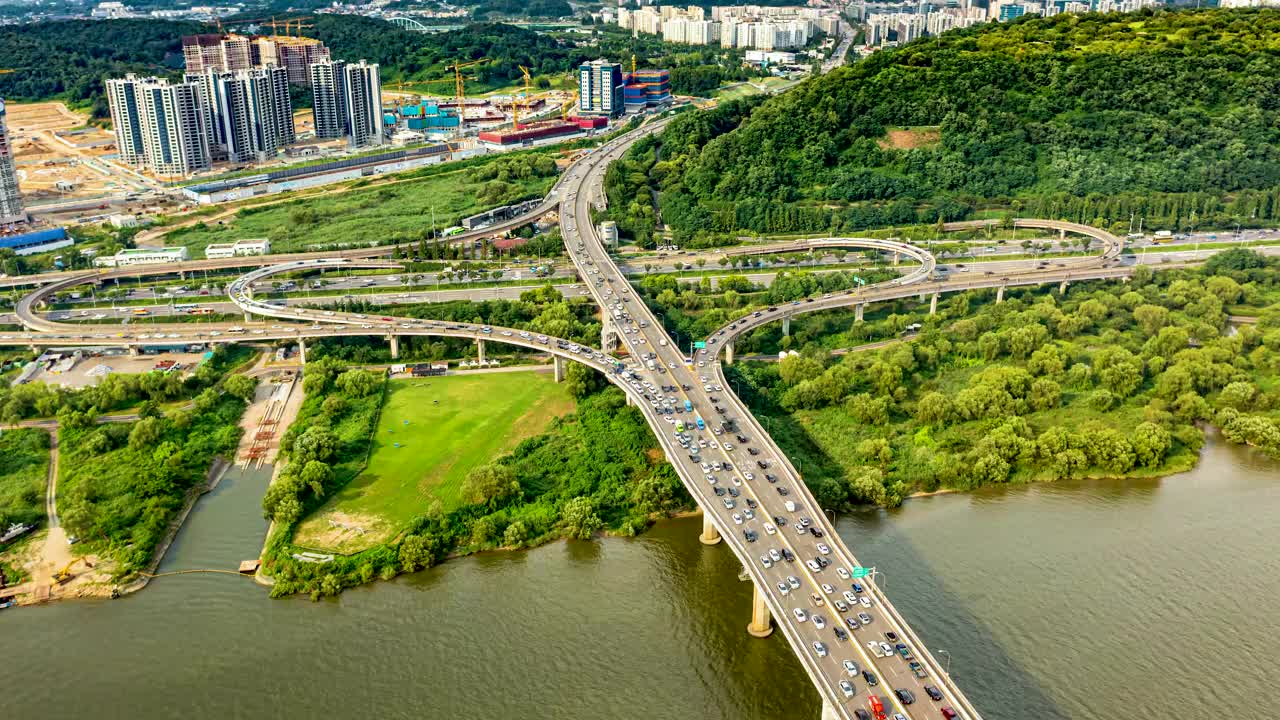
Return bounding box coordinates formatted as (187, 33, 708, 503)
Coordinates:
(610, 9, 1280, 242)
(723, 250, 1280, 509)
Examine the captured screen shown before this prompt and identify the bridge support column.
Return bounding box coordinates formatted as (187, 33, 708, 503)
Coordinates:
(782, 316, 790, 336)
(699, 511, 721, 545)
(389, 335, 400, 360)
(600, 320, 613, 352)
(855, 304, 864, 323)
(996, 286, 1005, 304)
(724, 340, 734, 365)
(820, 698, 840, 720)
(930, 292, 939, 316)
(476, 338, 486, 363)
(297, 339, 306, 365)
(1059, 228, 1067, 241)
(893, 251, 900, 266)
(626, 393, 634, 407)
(1059, 280, 1069, 295)
(553, 355, 565, 382)
(127, 345, 139, 357)
(747, 582, 773, 638)
(244, 312, 253, 323)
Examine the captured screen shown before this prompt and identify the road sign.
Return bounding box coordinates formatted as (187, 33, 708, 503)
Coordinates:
(694, 341, 706, 349)
(851, 567, 870, 578)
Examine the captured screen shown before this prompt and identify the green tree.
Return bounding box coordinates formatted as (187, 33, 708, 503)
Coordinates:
(561, 496, 603, 540)
(461, 463, 520, 506)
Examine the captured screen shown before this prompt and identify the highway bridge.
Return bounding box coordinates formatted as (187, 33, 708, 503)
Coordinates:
(1, 104, 1164, 720)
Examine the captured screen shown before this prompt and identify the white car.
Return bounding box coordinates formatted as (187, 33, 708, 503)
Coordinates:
(842, 660, 858, 676)
(880, 642, 893, 656)
(868, 641, 884, 657)
(786, 576, 800, 590)
(760, 554, 773, 569)
(732, 513, 743, 525)
(836, 567, 851, 580)
(839, 680, 856, 698)
(844, 591, 858, 605)
(821, 583, 836, 595)
(764, 523, 777, 535)
(860, 596, 873, 608)
(813, 615, 826, 629)
(793, 608, 808, 623)
(777, 581, 790, 596)
(817, 543, 831, 555)
(769, 548, 782, 562)
(812, 642, 828, 658)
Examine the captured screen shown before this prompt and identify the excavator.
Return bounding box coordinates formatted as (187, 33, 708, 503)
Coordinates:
(53, 557, 92, 585)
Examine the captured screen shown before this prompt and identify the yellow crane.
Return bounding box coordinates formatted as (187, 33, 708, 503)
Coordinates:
(632, 54, 637, 74)
(512, 65, 533, 129)
(447, 58, 488, 135)
(283, 19, 314, 37)
(561, 90, 579, 120)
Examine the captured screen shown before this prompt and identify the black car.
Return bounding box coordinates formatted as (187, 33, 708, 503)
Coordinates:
(681, 384, 691, 391)
(713, 486, 726, 497)
(722, 462, 733, 471)
(743, 530, 758, 543)
(781, 548, 796, 562)
(776, 487, 790, 496)
(748, 447, 760, 456)
(714, 406, 726, 414)
(862, 670, 878, 686)
(728, 487, 740, 498)
(809, 527, 824, 538)
(773, 515, 787, 526)
(765, 474, 778, 483)
(924, 685, 944, 702)
(756, 460, 769, 469)
(885, 631, 899, 642)
(815, 556, 830, 568)
(736, 434, 749, 443)
(833, 626, 849, 642)
(854, 710, 871, 720)
(894, 688, 915, 705)
(745, 498, 757, 509)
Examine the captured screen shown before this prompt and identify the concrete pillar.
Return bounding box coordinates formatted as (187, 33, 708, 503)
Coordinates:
(699, 511, 722, 545)
(600, 320, 612, 352)
(893, 251, 900, 266)
(127, 345, 140, 357)
(747, 582, 773, 638)
(244, 312, 253, 323)
(782, 316, 791, 336)
(724, 340, 734, 365)
(297, 339, 306, 365)
(996, 286, 1005, 304)
(626, 393, 634, 407)
(389, 335, 400, 360)
(855, 303, 864, 322)
(476, 338, 486, 363)
(930, 292, 939, 316)
(553, 355, 565, 382)
(821, 698, 841, 720)
(1059, 228, 1067, 241)
(1059, 280, 1069, 295)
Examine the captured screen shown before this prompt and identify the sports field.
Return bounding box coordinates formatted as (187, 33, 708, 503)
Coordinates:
(293, 371, 575, 553)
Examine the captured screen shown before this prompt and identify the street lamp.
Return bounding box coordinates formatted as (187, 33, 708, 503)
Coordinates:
(937, 649, 953, 675)
(823, 507, 837, 524)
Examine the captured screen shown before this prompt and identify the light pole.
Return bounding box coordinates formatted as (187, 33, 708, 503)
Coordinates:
(823, 507, 837, 525)
(937, 649, 953, 675)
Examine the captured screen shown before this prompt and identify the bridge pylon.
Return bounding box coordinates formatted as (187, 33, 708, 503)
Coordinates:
(699, 511, 721, 545)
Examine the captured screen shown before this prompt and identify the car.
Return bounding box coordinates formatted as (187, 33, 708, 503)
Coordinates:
(835, 600, 850, 613)
(764, 523, 777, 535)
(941, 708, 958, 719)
(924, 686, 944, 702)
(743, 530, 757, 543)
(769, 548, 782, 562)
(817, 543, 831, 555)
(728, 487, 740, 498)
(821, 583, 836, 595)
(862, 670, 878, 686)
(812, 642, 828, 658)
(860, 596, 872, 608)
(833, 626, 849, 642)
(732, 513, 743, 525)
(854, 710, 872, 720)
(839, 680, 856, 699)
(885, 631, 899, 643)
(793, 608, 808, 623)
(894, 688, 915, 705)
(806, 560, 822, 572)
(837, 567, 851, 580)
(787, 576, 801, 590)
(777, 581, 790, 596)
(842, 659, 859, 676)
(760, 554, 773, 569)
(852, 582, 864, 594)
(811, 592, 824, 606)
(713, 487, 726, 497)
(867, 641, 882, 657)
(773, 515, 787, 526)
(809, 527, 825, 538)
(844, 591, 858, 605)
(812, 614, 826, 629)
(781, 549, 796, 562)
(879, 642, 893, 656)
(859, 612, 873, 625)
(743, 509, 755, 520)
(722, 498, 735, 510)
(776, 487, 790, 496)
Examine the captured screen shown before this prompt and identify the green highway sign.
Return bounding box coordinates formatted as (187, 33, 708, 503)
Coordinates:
(694, 341, 706, 349)
(851, 567, 871, 578)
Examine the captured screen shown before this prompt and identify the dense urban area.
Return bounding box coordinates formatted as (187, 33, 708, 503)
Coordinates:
(3, 2, 1280, 720)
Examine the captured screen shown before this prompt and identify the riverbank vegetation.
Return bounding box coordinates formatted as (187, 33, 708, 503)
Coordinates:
(724, 250, 1280, 508)
(607, 9, 1280, 245)
(262, 365, 687, 599)
(0, 429, 51, 533)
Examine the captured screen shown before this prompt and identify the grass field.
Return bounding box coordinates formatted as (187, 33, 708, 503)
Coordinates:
(293, 371, 575, 553)
(163, 166, 555, 255)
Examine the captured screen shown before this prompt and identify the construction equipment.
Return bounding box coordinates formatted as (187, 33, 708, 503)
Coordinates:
(631, 54, 637, 74)
(560, 90, 580, 121)
(53, 557, 91, 585)
(512, 65, 533, 129)
(446, 58, 488, 135)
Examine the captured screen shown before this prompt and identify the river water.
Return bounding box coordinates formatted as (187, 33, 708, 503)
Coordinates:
(4, 433, 1278, 720)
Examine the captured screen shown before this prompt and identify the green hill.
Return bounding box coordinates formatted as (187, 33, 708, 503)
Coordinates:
(608, 9, 1280, 245)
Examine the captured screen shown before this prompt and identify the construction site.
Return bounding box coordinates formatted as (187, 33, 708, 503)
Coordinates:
(5, 101, 147, 203)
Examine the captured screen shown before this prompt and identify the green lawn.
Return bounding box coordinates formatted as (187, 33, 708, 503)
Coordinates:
(293, 371, 575, 553)
(163, 166, 555, 255)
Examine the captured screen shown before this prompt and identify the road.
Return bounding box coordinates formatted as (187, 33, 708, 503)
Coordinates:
(557, 119, 980, 720)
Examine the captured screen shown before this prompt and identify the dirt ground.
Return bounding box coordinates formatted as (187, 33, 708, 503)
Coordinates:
(6, 101, 135, 200)
(5, 101, 86, 133)
(28, 351, 208, 389)
(879, 127, 942, 150)
(235, 368, 303, 468)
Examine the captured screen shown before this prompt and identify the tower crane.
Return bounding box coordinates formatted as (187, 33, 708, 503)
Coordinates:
(513, 65, 533, 130)
(446, 58, 488, 136)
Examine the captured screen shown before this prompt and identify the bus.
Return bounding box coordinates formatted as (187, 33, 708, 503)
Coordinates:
(188, 307, 215, 315)
(174, 304, 196, 312)
(131, 308, 150, 316)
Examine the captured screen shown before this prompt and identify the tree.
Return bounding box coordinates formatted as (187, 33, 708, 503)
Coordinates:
(503, 520, 529, 547)
(915, 392, 952, 426)
(856, 438, 892, 468)
(128, 416, 164, 451)
(461, 463, 519, 506)
(292, 426, 338, 466)
(1132, 304, 1170, 336)
(1130, 422, 1172, 468)
(224, 374, 258, 402)
(1029, 378, 1061, 411)
(335, 369, 382, 398)
(298, 461, 332, 498)
(1219, 381, 1257, 410)
(399, 533, 438, 572)
(561, 496, 603, 540)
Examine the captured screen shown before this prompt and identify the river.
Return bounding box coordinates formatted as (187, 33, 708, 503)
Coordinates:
(4, 433, 1277, 720)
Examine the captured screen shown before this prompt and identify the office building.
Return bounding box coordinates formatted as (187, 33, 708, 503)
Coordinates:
(0, 100, 26, 226)
(310, 59, 385, 147)
(106, 75, 211, 177)
(623, 69, 672, 112)
(578, 59, 625, 118)
(190, 66, 295, 163)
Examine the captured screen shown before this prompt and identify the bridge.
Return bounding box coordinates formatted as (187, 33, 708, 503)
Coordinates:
(5, 111, 1163, 720)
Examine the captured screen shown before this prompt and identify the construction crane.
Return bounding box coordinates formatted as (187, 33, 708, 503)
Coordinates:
(631, 54, 637, 74)
(512, 65, 533, 130)
(283, 19, 314, 37)
(561, 90, 579, 121)
(446, 58, 488, 136)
